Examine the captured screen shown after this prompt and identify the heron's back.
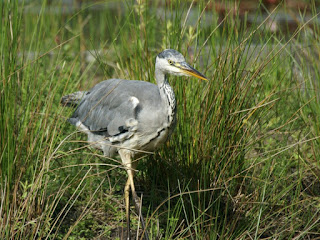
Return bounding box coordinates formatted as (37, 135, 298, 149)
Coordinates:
(66, 79, 173, 156)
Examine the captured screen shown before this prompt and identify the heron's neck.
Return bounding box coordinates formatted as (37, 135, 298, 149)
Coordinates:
(155, 69, 176, 125)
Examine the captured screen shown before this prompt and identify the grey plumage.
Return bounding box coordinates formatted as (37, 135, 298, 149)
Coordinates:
(69, 79, 169, 151)
(61, 49, 207, 240)
(60, 91, 88, 107)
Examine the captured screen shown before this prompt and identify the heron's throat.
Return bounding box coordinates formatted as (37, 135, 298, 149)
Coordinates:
(159, 75, 177, 126)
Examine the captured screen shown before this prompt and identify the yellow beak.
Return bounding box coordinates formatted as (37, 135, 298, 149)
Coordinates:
(178, 62, 208, 81)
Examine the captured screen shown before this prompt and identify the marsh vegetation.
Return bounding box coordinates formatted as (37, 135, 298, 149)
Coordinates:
(1, 0, 320, 239)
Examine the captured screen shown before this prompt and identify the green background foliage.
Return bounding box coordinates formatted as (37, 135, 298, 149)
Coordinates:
(1, 0, 320, 239)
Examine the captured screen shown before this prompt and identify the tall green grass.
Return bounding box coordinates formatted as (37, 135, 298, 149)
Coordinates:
(1, 0, 320, 239)
(0, 0, 96, 238)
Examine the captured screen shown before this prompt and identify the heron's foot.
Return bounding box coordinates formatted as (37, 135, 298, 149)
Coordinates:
(131, 193, 149, 240)
(133, 195, 142, 211)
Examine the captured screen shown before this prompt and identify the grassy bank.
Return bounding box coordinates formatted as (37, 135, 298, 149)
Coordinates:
(1, 0, 320, 239)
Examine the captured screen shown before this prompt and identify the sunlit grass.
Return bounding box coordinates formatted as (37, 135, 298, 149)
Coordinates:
(1, 0, 320, 239)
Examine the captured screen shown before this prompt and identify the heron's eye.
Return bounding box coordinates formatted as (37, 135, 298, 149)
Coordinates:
(168, 60, 174, 65)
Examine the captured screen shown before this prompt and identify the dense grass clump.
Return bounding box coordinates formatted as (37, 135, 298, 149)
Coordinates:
(1, 0, 320, 239)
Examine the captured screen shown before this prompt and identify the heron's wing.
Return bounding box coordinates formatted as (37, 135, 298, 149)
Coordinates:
(69, 79, 158, 142)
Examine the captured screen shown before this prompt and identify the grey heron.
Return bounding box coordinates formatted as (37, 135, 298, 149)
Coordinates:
(61, 49, 207, 239)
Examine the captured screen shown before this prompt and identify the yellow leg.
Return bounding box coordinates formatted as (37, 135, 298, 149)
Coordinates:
(124, 177, 131, 240)
(119, 150, 149, 240)
(128, 169, 149, 240)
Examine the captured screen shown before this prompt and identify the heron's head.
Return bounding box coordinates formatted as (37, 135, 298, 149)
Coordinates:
(155, 49, 207, 81)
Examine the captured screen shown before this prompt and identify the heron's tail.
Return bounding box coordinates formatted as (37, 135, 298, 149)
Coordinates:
(60, 91, 87, 107)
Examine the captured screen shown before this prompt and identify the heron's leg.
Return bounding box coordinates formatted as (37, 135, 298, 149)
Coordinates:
(119, 150, 149, 240)
(119, 150, 134, 240)
(124, 177, 131, 240)
(127, 163, 149, 240)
